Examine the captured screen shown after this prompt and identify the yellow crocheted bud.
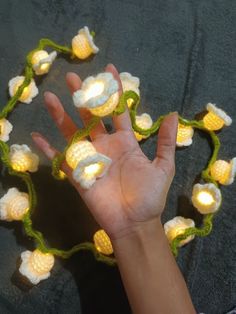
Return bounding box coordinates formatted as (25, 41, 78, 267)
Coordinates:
(210, 158, 236, 185)
(66, 141, 111, 189)
(203, 112, 225, 131)
(29, 250, 54, 276)
(93, 229, 113, 255)
(203, 103, 232, 131)
(72, 26, 99, 59)
(19, 250, 55, 285)
(66, 141, 97, 170)
(0, 188, 29, 222)
(176, 123, 194, 147)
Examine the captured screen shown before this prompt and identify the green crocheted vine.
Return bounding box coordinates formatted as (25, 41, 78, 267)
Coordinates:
(0, 33, 228, 272)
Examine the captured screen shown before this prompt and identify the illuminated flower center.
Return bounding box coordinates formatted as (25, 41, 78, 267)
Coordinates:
(11, 152, 32, 172)
(93, 230, 113, 255)
(8, 196, 29, 220)
(84, 163, 102, 177)
(203, 112, 225, 131)
(29, 250, 54, 276)
(89, 92, 120, 117)
(13, 78, 31, 101)
(197, 191, 215, 205)
(210, 160, 231, 184)
(85, 82, 104, 101)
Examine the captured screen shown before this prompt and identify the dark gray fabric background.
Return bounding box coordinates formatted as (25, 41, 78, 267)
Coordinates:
(0, 0, 236, 313)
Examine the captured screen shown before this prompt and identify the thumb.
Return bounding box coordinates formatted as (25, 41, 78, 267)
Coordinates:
(153, 112, 178, 177)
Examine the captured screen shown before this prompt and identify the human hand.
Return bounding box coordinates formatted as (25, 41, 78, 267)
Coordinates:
(31, 64, 178, 240)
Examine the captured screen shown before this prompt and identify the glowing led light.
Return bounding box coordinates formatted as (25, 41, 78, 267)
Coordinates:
(73, 72, 119, 117)
(197, 191, 214, 205)
(85, 82, 104, 100)
(31, 50, 57, 75)
(192, 183, 222, 214)
(134, 113, 153, 141)
(176, 123, 194, 147)
(84, 163, 101, 176)
(0, 118, 13, 142)
(72, 26, 99, 60)
(9, 76, 38, 104)
(93, 229, 113, 255)
(203, 103, 232, 131)
(120, 72, 140, 108)
(0, 188, 29, 221)
(66, 141, 111, 189)
(164, 216, 195, 247)
(9, 144, 39, 172)
(210, 158, 236, 185)
(19, 249, 54, 285)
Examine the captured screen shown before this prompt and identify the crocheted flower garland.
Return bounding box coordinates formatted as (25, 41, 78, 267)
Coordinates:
(0, 26, 235, 285)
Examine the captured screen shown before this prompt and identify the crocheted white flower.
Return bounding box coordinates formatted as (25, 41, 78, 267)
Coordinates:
(134, 113, 153, 141)
(73, 72, 119, 116)
(0, 118, 13, 142)
(66, 141, 112, 189)
(192, 183, 222, 214)
(8, 76, 38, 104)
(164, 216, 195, 247)
(0, 188, 29, 221)
(72, 26, 99, 60)
(210, 158, 236, 185)
(120, 72, 140, 108)
(176, 123, 194, 147)
(93, 229, 113, 255)
(19, 250, 54, 285)
(203, 103, 232, 131)
(9, 144, 39, 172)
(31, 50, 57, 75)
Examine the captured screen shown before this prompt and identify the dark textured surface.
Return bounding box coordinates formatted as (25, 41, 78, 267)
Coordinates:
(0, 0, 236, 313)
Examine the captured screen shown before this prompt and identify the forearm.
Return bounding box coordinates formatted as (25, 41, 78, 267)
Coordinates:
(112, 218, 196, 314)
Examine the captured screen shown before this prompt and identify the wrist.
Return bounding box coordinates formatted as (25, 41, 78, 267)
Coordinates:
(111, 217, 166, 253)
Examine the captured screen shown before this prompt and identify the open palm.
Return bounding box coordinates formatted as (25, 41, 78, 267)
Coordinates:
(32, 64, 178, 240)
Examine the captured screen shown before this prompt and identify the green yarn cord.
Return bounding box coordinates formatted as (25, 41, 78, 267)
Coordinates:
(0, 35, 224, 265)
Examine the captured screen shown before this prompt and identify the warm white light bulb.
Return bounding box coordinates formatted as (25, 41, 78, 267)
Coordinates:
(176, 123, 194, 147)
(210, 158, 236, 185)
(192, 183, 221, 214)
(31, 50, 57, 75)
(85, 82, 104, 100)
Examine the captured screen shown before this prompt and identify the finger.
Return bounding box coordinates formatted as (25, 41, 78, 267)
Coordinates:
(66, 72, 107, 140)
(153, 113, 178, 176)
(105, 64, 132, 132)
(44, 91, 77, 141)
(31, 132, 71, 175)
